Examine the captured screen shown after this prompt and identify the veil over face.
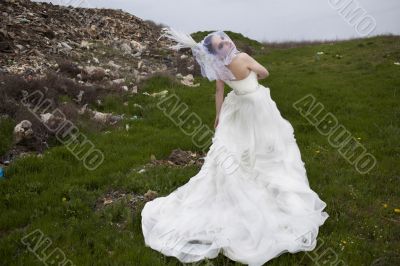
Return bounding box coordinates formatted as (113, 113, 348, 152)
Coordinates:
(158, 28, 241, 81)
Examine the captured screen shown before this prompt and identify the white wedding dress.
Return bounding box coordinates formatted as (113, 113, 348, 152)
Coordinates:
(141, 70, 329, 266)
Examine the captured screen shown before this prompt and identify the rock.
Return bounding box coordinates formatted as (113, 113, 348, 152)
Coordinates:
(180, 74, 200, 87)
(138, 60, 143, 69)
(132, 51, 141, 57)
(78, 104, 88, 115)
(13, 120, 33, 143)
(109, 114, 124, 125)
(40, 112, 63, 129)
(130, 40, 145, 52)
(111, 78, 125, 85)
(89, 110, 123, 125)
(74, 90, 84, 103)
(107, 60, 121, 70)
(144, 189, 158, 201)
(83, 66, 106, 80)
(80, 40, 91, 50)
(92, 111, 112, 124)
(120, 42, 132, 54)
(60, 42, 72, 51)
(132, 69, 139, 79)
(168, 149, 196, 165)
(40, 113, 54, 124)
(149, 148, 206, 167)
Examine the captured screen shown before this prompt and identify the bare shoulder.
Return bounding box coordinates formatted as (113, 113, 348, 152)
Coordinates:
(231, 52, 253, 64)
(229, 52, 249, 66)
(235, 52, 249, 60)
(239, 52, 256, 62)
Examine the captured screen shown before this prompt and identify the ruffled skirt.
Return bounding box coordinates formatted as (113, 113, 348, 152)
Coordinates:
(141, 84, 329, 266)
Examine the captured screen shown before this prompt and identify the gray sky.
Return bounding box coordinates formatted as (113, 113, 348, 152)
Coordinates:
(35, 0, 400, 42)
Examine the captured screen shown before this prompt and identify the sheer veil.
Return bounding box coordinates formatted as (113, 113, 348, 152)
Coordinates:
(158, 27, 241, 81)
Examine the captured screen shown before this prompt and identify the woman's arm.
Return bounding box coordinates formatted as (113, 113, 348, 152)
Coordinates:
(243, 53, 269, 79)
(214, 79, 225, 128)
(215, 79, 224, 116)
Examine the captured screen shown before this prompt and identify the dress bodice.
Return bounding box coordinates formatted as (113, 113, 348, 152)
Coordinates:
(224, 70, 260, 95)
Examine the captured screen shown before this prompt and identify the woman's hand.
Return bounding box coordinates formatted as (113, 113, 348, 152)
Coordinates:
(214, 116, 219, 129)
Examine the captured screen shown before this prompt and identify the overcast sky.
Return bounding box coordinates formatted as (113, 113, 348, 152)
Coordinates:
(34, 0, 400, 43)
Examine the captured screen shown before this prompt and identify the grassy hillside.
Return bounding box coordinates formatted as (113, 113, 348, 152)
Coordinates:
(0, 34, 399, 265)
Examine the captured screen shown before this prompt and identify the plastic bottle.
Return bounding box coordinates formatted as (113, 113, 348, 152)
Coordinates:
(0, 167, 4, 180)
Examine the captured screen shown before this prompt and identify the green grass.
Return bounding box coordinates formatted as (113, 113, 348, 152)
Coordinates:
(0, 116, 15, 156)
(0, 35, 399, 265)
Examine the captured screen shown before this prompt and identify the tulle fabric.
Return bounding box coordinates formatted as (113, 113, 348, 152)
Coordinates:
(158, 27, 241, 81)
(141, 71, 329, 266)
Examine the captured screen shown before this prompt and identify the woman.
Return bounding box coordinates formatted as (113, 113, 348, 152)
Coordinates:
(141, 28, 329, 266)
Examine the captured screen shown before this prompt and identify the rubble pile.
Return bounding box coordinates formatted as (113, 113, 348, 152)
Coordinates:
(0, 0, 206, 167)
(0, 0, 198, 77)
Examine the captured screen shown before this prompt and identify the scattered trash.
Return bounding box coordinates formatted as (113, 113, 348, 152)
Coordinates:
(142, 90, 169, 97)
(94, 190, 146, 212)
(133, 103, 144, 109)
(150, 148, 206, 167)
(394, 62, 400, 66)
(317, 51, 324, 55)
(129, 115, 140, 120)
(150, 90, 169, 98)
(131, 86, 138, 94)
(0, 0, 183, 76)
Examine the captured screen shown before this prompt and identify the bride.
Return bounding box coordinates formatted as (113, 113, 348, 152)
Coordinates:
(141, 28, 329, 266)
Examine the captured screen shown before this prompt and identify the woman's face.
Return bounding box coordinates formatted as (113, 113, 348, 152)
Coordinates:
(211, 34, 234, 59)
